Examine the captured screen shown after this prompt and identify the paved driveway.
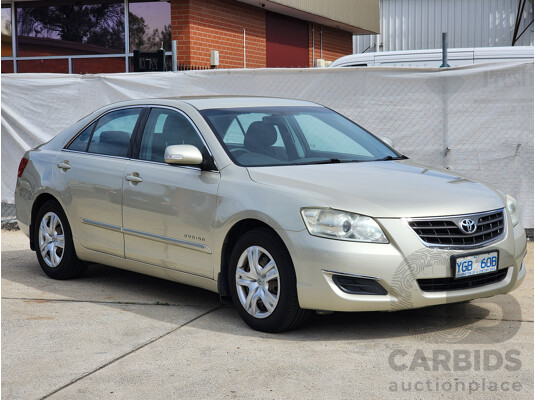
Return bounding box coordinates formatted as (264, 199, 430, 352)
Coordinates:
(2, 230, 533, 399)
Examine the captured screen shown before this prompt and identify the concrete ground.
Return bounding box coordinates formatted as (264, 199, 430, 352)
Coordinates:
(2, 229, 533, 400)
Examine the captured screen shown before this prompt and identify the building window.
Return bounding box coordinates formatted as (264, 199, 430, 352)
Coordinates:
(1, 4, 12, 57)
(128, 0, 171, 52)
(16, 0, 125, 57)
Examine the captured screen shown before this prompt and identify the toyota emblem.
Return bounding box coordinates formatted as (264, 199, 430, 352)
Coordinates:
(460, 219, 477, 234)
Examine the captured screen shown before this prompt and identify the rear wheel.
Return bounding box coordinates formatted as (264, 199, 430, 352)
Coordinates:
(34, 200, 86, 279)
(228, 228, 310, 332)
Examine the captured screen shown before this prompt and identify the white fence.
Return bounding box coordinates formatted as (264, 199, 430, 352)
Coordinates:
(2, 62, 533, 227)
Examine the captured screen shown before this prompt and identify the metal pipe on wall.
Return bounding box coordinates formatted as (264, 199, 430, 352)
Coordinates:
(243, 28, 246, 68)
(312, 24, 315, 66)
(320, 26, 323, 60)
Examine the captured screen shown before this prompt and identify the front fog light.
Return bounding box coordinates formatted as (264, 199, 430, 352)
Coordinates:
(301, 208, 388, 243)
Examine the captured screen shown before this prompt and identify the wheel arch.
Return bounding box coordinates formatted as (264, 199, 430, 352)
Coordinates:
(29, 193, 62, 251)
(218, 218, 287, 298)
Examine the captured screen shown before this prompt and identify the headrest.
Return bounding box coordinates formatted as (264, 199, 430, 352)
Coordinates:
(162, 114, 190, 135)
(244, 122, 278, 151)
(99, 130, 130, 145)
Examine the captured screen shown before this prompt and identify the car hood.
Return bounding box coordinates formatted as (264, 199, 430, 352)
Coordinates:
(247, 160, 505, 218)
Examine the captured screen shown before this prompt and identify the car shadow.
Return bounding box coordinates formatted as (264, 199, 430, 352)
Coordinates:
(2, 248, 522, 343)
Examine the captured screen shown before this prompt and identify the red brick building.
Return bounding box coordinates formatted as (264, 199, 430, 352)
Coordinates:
(1, 0, 379, 73)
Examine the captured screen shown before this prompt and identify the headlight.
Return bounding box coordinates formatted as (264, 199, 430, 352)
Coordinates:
(301, 208, 388, 243)
(506, 194, 519, 227)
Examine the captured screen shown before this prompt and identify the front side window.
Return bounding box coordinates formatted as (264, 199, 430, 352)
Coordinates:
(138, 108, 205, 163)
(201, 106, 402, 167)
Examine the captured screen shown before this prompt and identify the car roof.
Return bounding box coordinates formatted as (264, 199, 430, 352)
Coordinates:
(102, 96, 323, 111)
(180, 96, 321, 110)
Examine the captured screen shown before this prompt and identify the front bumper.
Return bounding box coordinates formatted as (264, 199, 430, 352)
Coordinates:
(279, 218, 526, 312)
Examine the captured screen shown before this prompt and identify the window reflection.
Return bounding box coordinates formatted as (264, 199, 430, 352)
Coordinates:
(1, 5, 12, 57)
(129, 1, 171, 52)
(16, 0, 125, 57)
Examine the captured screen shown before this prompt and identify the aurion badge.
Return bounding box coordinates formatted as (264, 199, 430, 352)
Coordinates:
(460, 218, 477, 234)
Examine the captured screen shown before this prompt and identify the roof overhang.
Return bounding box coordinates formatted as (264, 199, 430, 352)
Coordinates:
(236, 0, 380, 34)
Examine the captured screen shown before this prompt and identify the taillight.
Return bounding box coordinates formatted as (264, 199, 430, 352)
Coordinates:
(17, 157, 29, 178)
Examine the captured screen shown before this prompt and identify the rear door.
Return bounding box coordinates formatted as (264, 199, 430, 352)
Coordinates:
(55, 107, 144, 257)
(122, 107, 220, 278)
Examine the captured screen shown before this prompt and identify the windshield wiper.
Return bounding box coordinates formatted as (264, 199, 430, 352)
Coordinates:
(291, 158, 342, 165)
(374, 155, 408, 161)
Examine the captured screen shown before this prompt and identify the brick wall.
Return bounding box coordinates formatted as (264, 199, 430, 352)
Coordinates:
(4, 0, 354, 73)
(309, 24, 352, 67)
(2, 60, 14, 73)
(171, 0, 266, 69)
(17, 59, 69, 73)
(73, 57, 126, 74)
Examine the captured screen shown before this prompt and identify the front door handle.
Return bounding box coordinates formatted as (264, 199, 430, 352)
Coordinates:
(57, 161, 71, 170)
(125, 173, 143, 183)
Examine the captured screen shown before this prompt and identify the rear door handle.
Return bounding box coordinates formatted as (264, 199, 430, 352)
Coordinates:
(57, 161, 71, 170)
(125, 173, 143, 183)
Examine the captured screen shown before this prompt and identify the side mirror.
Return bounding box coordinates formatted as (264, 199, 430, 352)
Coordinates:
(164, 145, 203, 165)
(380, 136, 395, 148)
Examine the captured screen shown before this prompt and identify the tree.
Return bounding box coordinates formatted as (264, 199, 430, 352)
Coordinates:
(128, 12, 148, 52)
(16, 4, 124, 50)
(146, 24, 172, 52)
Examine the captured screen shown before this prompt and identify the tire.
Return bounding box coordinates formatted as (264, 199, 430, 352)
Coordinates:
(228, 228, 310, 333)
(34, 199, 87, 280)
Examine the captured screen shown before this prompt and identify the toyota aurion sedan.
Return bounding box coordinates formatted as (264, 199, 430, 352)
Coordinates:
(15, 97, 526, 332)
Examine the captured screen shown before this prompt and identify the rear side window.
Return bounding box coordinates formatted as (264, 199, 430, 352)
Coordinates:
(67, 108, 142, 157)
(67, 122, 95, 152)
(87, 108, 142, 157)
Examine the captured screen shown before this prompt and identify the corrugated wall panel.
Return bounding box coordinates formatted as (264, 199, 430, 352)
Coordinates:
(354, 0, 534, 53)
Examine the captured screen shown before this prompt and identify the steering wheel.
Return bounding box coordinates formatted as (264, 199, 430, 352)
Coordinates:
(230, 148, 249, 158)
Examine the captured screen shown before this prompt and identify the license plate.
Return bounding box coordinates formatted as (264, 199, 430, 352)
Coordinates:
(453, 251, 498, 279)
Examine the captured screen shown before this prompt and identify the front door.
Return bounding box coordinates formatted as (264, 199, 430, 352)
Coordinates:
(122, 107, 219, 278)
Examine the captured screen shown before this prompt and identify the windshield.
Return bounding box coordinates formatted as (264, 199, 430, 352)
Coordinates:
(200, 106, 404, 167)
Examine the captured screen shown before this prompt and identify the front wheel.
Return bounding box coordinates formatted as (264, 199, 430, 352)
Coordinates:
(34, 200, 87, 280)
(228, 229, 310, 332)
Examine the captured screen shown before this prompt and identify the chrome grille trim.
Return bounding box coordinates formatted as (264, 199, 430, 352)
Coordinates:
(406, 209, 505, 249)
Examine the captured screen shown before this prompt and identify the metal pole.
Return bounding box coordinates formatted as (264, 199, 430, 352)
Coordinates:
(171, 40, 177, 71)
(441, 32, 448, 68)
(124, 0, 130, 72)
(11, 1, 17, 73)
(243, 28, 246, 68)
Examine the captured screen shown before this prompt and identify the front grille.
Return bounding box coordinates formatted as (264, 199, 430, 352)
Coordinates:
(408, 209, 505, 247)
(418, 268, 508, 292)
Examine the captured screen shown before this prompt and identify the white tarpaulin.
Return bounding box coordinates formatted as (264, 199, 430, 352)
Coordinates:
(2, 62, 533, 227)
